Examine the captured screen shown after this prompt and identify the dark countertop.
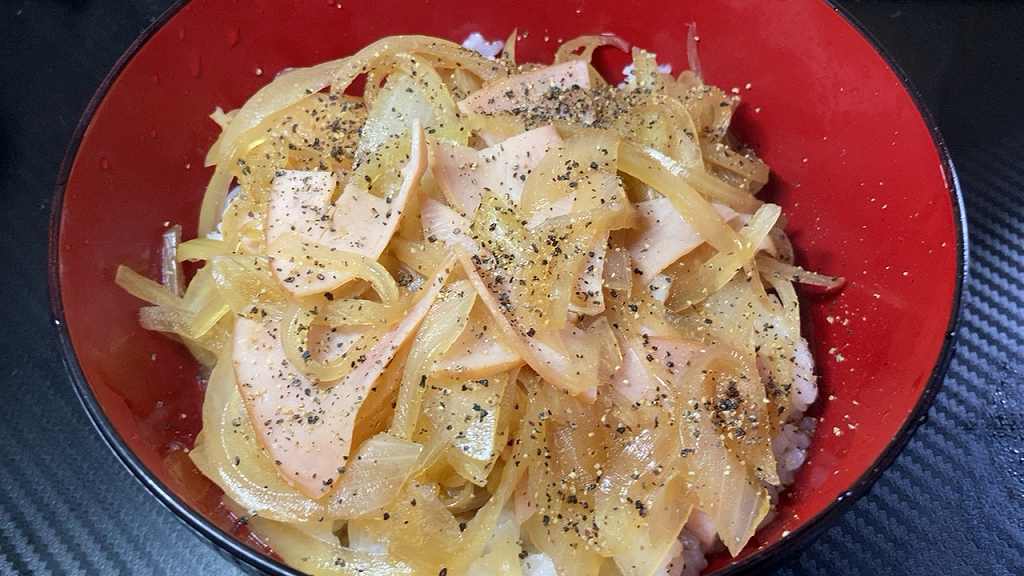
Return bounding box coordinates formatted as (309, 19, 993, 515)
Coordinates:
(2, 1, 1022, 574)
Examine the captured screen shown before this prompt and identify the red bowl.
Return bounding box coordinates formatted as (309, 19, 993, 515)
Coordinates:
(49, 0, 966, 574)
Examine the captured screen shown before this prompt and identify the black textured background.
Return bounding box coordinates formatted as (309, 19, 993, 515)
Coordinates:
(2, 1, 1023, 574)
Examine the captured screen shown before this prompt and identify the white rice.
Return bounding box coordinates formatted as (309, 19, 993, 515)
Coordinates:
(462, 32, 504, 59)
(789, 338, 818, 414)
(649, 273, 674, 303)
(620, 61, 674, 87)
(522, 553, 558, 576)
(773, 416, 817, 485)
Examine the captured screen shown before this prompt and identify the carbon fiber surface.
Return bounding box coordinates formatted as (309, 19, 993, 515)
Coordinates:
(2, 1, 1022, 575)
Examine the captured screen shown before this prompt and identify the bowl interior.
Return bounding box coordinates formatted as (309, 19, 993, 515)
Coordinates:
(54, 0, 962, 572)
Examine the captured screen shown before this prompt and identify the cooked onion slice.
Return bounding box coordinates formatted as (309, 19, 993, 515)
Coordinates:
(233, 257, 455, 497)
(458, 60, 590, 116)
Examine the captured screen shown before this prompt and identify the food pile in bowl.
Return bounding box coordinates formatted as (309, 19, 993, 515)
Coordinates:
(116, 32, 842, 576)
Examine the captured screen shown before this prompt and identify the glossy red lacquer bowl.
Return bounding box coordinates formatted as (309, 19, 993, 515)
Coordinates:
(50, 0, 966, 574)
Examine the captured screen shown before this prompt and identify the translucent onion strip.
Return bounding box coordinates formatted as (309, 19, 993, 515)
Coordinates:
(318, 298, 402, 328)
(281, 303, 383, 382)
(619, 143, 745, 253)
(270, 233, 399, 304)
(209, 255, 289, 320)
(390, 280, 477, 439)
(620, 142, 761, 214)
(449, 385, 546, 573)
(115, 265, 182, 309)
(667, 349, 771, 556)
(177, 237, 231, 262)
(327, 433, 423, 519)
(129, 266, 230, 341)
(757, 254, 846, 291)
(554, 34, 630, 64)
(667, 203, 781, 310)
(247, 515, 414, 576)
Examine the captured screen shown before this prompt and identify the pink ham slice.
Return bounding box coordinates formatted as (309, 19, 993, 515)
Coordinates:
(233, 319, 356, 498)
(429, 129, 604, 318)
(610, 342, 655, 404)
(625, 196, 739, 285)
(421, 197, 604, 396)
(420, 197, 478, 253)
(458, 60, 591, 116)
(233, 255, 455, 498)
(429, 142, 480, 215)
(266, 170, 338, 246)
(266, 122, 426, 296)
(430, 125, 562, 217)
(432, 304, 522, 379)
(456, 251, 607, 397)
(610, 331, 705, 404)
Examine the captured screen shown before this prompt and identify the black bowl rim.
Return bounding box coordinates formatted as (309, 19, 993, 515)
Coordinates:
(47, 1, 969, 574)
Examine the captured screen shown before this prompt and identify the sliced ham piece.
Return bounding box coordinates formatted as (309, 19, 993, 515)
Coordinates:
(432, 304, 522, 379)
(429, 141, 480, 215)
(458, 60, 590, 116)
(456, 252, 600, 397)
(266, 171, 338, 246)
(420, 197, 478, 253)
(233, 255, 455, 498)
(610, 342, 655, 404)
(267, 121, 426, 296)
(610, 329, 704, 404)
(233, 318, 356, 498)
(430, 125, 562, 217)
(421, 197, 605, 396)
(477, 126, 562, 207)
(625, 196, 738, 285)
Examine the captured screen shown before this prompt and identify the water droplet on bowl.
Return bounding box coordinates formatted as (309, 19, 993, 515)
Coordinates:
(100, 157, 110, 170)
(226, 26, 239, 47)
